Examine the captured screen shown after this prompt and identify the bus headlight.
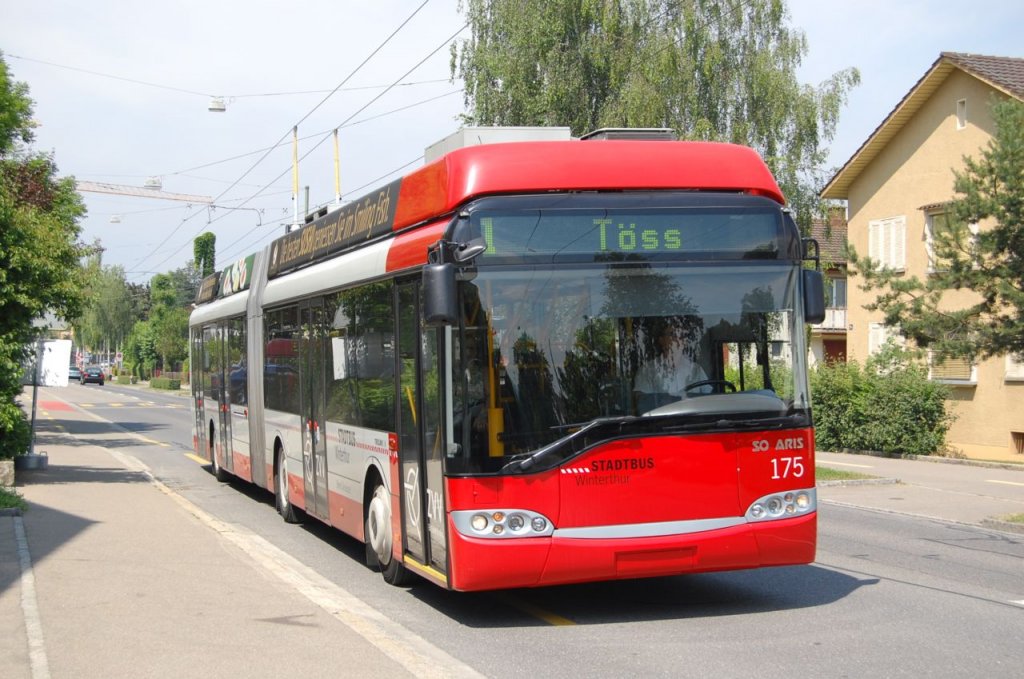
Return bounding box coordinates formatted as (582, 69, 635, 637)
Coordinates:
(453, 508, 555, 539)
(745, 488, 816, 523)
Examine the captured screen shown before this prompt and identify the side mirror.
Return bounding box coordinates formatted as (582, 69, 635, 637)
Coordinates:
(423, 263, 458, 326)
(803, 269, 826, 325)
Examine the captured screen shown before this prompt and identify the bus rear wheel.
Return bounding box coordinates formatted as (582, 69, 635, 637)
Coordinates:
(275, 447, 301, 524)
(365, 484, 413, 586)
(210, 422, 229, 482)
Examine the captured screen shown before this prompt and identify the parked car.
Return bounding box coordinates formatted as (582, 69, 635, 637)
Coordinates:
(68, 366, 82, 382)
(81, 366, 105, 386)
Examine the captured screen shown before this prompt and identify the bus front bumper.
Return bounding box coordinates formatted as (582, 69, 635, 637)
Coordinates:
(446, 512, 816, 592)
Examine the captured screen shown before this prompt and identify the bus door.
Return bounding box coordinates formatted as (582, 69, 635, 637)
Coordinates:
(396, 282, 448, 576)
(299, 300, 329, 521)
(226, 318, 250, 480)
(191, 328, 207, 457)
(214, 324, 234, 475)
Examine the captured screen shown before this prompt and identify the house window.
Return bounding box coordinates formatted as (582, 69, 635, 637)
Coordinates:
(1007, 354, 1024, 382)
(925, 211, 950, 273)
(929, 351, 975, 384)
(868, 322, 903, 356)
(925, 212, 979, 272)
(868, 216, 906, 271)
(826, 277, 847, 309)
(956, 99, 967, 130)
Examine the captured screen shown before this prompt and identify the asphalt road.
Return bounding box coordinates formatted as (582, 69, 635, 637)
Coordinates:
(32, 383, 1024, 678)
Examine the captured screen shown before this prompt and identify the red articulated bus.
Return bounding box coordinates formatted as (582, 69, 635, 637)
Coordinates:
(190, 128, 826, 591)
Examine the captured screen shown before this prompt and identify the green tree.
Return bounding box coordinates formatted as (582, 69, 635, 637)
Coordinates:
(124, 319, 158, 380)
(451, 0, 859, 228)
(0, 52, 87, 458)
(194, 232, 216, 278)
(74, 245, 137, 362)
(149, 272, 190, 372)
(853, 98, 1024, 362)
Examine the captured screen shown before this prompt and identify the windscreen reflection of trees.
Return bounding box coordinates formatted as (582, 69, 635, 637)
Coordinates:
(722, 287, 791, 399)
(326, 282, 396, 432)
(456, 265, 794, 458)
(558, 265, 702, 423)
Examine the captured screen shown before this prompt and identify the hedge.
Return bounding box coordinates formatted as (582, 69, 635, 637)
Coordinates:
(150, 377, 181, 391)
(810, 345, 954, 456)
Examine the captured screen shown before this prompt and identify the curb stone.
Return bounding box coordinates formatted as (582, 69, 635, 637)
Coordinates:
(817, 477, 901, 487)
(980, 519, 1024, 535)
(824, 449, 1024, 473)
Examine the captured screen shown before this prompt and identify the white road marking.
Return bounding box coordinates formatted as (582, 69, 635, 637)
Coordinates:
(987, 479, 1024, 488)
(820, 461, 874, 469)
(14, 516, 51, 679)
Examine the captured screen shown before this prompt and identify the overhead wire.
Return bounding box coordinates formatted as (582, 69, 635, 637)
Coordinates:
(210, 22, 469, 264)
(130, 0, 433, 279)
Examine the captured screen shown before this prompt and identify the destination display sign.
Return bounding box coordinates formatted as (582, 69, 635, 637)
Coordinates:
(195, 272, 221, 304)
(475, 209, 784, 261)
(268, 178, 402, 278)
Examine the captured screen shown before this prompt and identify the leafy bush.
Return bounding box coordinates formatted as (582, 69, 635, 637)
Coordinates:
(0, 486, 28, 511)
(0, 400, 30, 460)
(810, 343, 954, 456)
(116, 375, 134, 385)
(150, 377, 181, 390)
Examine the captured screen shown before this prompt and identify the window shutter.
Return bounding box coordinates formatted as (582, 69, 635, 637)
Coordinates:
(1007, 354, 1024, 380)
(869, 220, 881, 263)
(891, 217, 906, 270)
(931, 354, 973, 381)
(869, 323, 884, 355)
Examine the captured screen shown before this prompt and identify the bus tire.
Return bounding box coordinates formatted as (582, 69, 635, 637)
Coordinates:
(210, 422, 229, 482)
(275, 446, 302, 524)
(366, 483, 413, 586)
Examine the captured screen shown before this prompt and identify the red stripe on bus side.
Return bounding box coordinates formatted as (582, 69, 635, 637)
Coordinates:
(231, 451, 252, 482)
(328, 490, 364, 541)
(385, 221, 447, 272)
(288, 471, 306, 510)
(393, 158, 449, 229)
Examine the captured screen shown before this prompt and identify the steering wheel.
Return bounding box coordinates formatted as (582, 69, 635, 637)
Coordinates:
(684, 379, 737, 395)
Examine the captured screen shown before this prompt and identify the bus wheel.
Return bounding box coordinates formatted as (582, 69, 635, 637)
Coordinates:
(210, 424, 229, 482)
(275, 447, 301, 524)
(366, 484, 412, 586)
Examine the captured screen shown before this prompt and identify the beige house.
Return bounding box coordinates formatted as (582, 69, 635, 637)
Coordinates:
(822, 52, 1024, 462)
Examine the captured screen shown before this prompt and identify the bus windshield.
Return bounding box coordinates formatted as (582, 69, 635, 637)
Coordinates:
(446, 197, 810, 476)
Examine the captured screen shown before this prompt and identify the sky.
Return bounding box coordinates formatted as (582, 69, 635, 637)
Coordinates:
(2, 0, 1022, 284)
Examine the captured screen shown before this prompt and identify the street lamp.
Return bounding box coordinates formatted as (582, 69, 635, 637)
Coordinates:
(208, 97, 227, 112)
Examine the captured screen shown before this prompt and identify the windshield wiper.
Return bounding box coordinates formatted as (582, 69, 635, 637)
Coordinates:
(503, 412, 808, 473)
(505, 415, 640, 472)
(661, 413, 806, 433)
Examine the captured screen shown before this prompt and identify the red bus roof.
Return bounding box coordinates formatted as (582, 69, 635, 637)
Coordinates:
(392, 140, 785, 230)
(267, 139, 786, 279)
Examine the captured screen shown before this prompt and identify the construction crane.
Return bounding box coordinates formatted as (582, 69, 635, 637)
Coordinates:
(75, 178, 213, 204)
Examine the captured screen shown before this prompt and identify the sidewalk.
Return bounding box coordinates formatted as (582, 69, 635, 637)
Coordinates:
(0, 403, 477, 679)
